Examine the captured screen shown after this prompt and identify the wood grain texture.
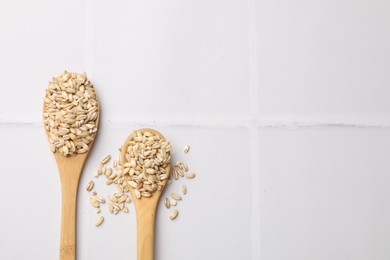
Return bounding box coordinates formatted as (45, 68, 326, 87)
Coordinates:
(43, 105, 99, 260)
(121, 128, 171, 260)
(55, 153, 88, 260)
(134, 192, 159, 260)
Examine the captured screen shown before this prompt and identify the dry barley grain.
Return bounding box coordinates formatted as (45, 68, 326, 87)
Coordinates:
(86, 180, 94, 191)
(109, 194, 118, 203)
(95, 216, 104, 226)
(181, 185, 187, 195)
(171, 193, 182, 201)
(170, 210, 179, 220)
(95, 195, 105, 203)
(101, 155, 111, 165)
(105, 168, 112, 178)
(108, 203, 114, 213)
(89, 197, 100, 208)
(185, 173, 196, 179)
(164, 198, 170, 209)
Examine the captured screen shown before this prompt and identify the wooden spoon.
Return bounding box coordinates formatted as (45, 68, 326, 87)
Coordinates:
(43, 103, 99, 260)
(121, 128, 171, 260)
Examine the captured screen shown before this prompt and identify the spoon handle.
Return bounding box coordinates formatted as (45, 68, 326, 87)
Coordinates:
(136, 203, 157, 260)
(55, 155, 85, 260)
(59, 172, 79, 260)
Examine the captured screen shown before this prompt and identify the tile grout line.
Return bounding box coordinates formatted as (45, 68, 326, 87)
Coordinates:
(2, 120, 390, 129)
(248, 0, 262, 258)
(82, 1, 93, 259)
(84, 0, 93, 75)
(248, 127, 261, 259)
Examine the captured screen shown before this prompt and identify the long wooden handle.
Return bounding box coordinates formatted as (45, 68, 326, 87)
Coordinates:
(136, 203, 157, 260)
(55, 154, 86, 260)
(59, 173, 79, 260)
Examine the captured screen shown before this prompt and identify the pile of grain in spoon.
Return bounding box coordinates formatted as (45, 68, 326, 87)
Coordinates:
(123, 130, 171, 199)
(43, 71, 98, 156)
(87, 136, 197, 225)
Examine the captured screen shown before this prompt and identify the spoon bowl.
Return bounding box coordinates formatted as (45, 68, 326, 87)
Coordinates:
(121, 128, 170, 260)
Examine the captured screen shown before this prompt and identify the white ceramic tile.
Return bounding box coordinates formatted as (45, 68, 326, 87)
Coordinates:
(0, 125, 251, 259)
(0, 0, 86, 122)
(0, 126, 60, 259)
(258, 128, 390, 260)
(256, 0, 390, 123)
(87, 0, 250, 122)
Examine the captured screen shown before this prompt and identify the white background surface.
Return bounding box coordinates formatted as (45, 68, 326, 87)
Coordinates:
(0, 0, 389, 259)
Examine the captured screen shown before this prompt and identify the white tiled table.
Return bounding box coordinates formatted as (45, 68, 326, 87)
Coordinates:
(0, 0, 389, 259)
